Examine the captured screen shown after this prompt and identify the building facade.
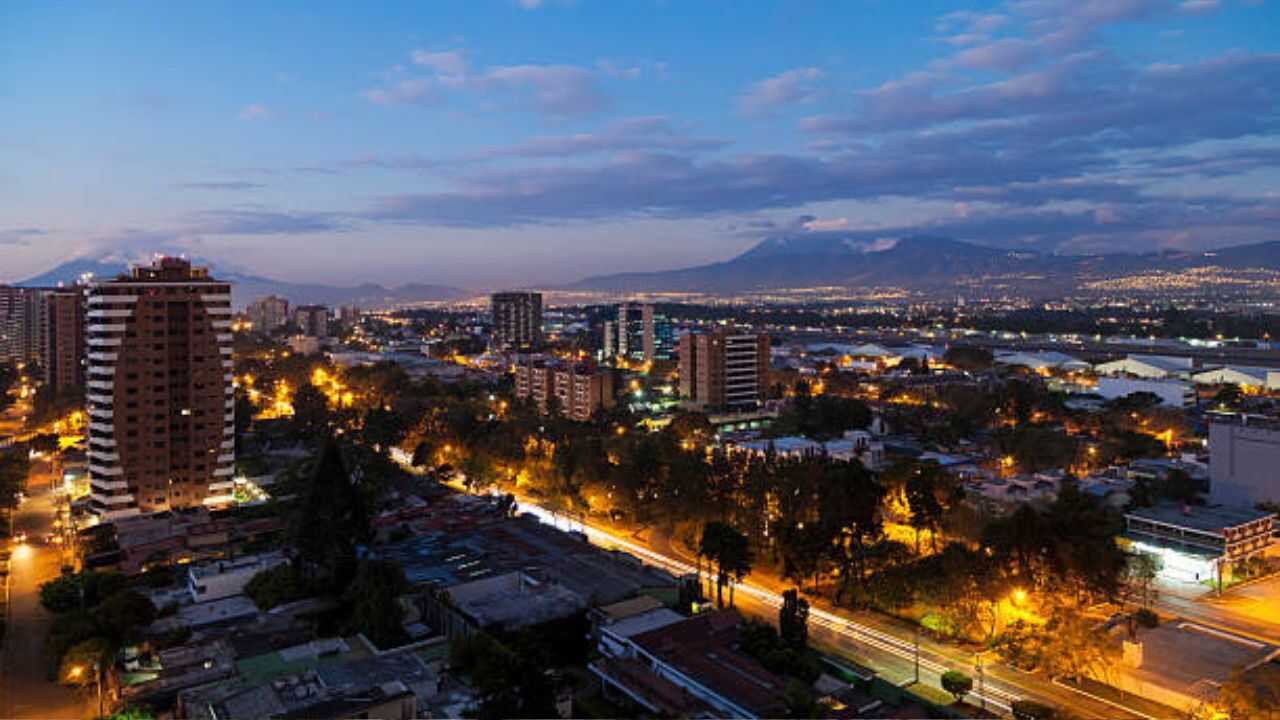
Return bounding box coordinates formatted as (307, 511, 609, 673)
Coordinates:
(86, 257, 236, 519)
(491, 291, 543, 351)
(245, 295, 289, 332)
(46, 288, 87, 393)
(514, 357, 614, 421)
(292, 304, 329, 338)
(603, 303, 673, 364)
(0, 285, 52, 368)
(678, 328, 770, 412)
(1209, 414, 1280, 506)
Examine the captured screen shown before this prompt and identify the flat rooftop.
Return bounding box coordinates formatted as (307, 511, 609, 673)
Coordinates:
(1126, 503, 1275, 533)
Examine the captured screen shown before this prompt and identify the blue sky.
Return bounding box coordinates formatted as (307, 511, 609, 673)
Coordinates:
(2, 0, 1277, 288)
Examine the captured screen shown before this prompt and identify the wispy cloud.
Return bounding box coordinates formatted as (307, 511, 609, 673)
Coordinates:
(364, 48, 611, 115)
(740, 68, 823, 116)
(174, 181, 266, 191)
(0, 227, 47, 246)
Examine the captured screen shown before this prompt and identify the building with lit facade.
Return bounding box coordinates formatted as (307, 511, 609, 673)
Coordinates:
(491, 291, 543, 351)
(603, 303, 673, 364)
(1123, 502, 1275, 585)
(514, 357, 614, 422)
(678, 328, 770, 412)
(86, 257, 235, 519)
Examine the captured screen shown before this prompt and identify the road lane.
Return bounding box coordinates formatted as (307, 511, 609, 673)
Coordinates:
(1, 458, 87, 720)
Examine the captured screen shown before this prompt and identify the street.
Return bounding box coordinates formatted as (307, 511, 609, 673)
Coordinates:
(525, 504, 1144, 720)
(0, 456, 89, 720)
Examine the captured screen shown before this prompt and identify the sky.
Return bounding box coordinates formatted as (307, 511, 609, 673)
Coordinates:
(2, 0, 1278, 289)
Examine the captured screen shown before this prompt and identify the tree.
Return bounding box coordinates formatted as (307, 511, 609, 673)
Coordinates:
(244, 563, 316, 610)
(291, 382, 330, 435)
(779, 589, 809, 648)
(59, 637, 111, 686)
(411, 439, 436, 468)
(361, 407, 408, 452)
(347, 559, 409, 649)
(289, 438, 370, 589)
(0, 450, 32, 508)
(39, 572, 129, 614)
(904, 461, 960, 554)
(1122, 552, 1161, 609)
(941, 670, 974, 704)
(92, 591, 156, 646)
(451, 633, 558, 720)
(699, 522, 754, 608)
(1216, 668, 1280, 720)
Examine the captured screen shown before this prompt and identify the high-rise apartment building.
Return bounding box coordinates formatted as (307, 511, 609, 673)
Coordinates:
(678, 328, 770, 412)
(46, 288, 87, 393)
(603, 303, 673, 364)
(0, 285, 52, 368)
(514, 357, 614, 422)
(491, 292, 543, 351)
(246, 295, 290, 332)
(293, 304, 329, 338)
(86, 257, 235, 519)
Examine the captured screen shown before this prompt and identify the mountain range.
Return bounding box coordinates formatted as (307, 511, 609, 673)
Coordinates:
(570, 235, 1280, 296)
(19, 258, 470, 309)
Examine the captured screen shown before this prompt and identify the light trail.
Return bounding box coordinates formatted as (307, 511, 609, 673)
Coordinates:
(520, 503, 1019, 713)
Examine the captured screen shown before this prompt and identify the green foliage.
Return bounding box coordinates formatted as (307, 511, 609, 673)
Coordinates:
(361, 407, 408, 451)
(39, 572, 129, 614)
(773, 390, 872, 441)
(243, 562, 319, 610)
(346, 559, 409, 649)
(940, 670, 973, 703)
(449, 632, 558, 720)
(291, 382, 331, 436)
(59, 637, 111, 685)
(779, 589, 809, 648)
(1133, 608, 1159, 628)
(288, 439, 370, 590)
(92, 591, 157, 646)
(698, 521, 754, 608)
(738, 620, 822, 684)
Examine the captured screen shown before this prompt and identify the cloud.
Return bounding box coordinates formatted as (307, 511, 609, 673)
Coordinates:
(363, 78, 434, 106)
(1179, 0, 1221, 13)
(174, 181, 266, 191)
(182, 209, 350, 235)
(516, 0, 544, 7)
(802, 217, 850, 231)
(483, 64, 606, 115)
(238, 103, 269, 120)
(0, 228, 46, 246)
(365, 50, 607, 115)
(740, 68, 824, 116)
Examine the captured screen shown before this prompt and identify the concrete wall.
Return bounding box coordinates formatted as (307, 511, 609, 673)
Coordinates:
(1210, 421, 1280, 506)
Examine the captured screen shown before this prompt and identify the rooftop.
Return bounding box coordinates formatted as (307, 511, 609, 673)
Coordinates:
(1126, 503, 1275, 533)
(629, 610, 788, 718)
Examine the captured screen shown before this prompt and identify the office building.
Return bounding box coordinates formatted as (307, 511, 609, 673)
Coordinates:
(1209, 414, 1280, 506)
(46, 288, 87, 393)
(514, 357, 614, 422)
(678, 328, 770, 412)
(603, 303, 672, 364)
(86, 257, 235, 519)
(245, 295, 289, 332)
(490, 291, 542, 351)
(292, 304, 329, 338)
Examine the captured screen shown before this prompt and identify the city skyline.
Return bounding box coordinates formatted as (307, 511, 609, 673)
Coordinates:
(3, 0, 1279, 288)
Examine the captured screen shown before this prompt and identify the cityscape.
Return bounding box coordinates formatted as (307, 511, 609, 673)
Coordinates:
(3, 2, 1280, 720)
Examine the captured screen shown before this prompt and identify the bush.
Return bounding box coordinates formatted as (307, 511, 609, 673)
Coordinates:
(1011, 699, 1058, 720)
(40, 571, 129, 614)
(941, 670, 973, 704)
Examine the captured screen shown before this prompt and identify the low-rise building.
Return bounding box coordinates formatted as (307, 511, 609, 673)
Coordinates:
(589, 609, 788, 719)
(1123, 503, 1275, 585)
(1095, 377, 1195, 407)
(1094, 354, 1194, 380)
(187, 552, 288, 603)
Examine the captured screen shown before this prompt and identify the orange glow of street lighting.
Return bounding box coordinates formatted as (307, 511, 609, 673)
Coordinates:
(1012, 588, 1028, 605)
